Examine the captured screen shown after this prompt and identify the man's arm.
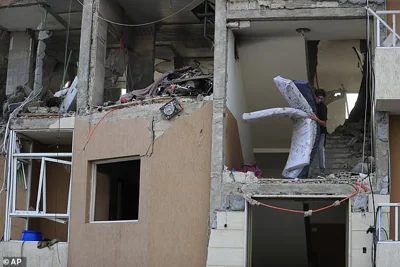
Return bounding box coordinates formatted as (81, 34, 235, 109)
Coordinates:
(308, 113, 327, 127)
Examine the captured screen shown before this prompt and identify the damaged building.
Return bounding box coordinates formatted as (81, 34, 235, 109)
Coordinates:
(0, 0, 399, 267)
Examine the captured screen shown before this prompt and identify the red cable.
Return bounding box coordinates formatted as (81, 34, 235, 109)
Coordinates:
(85, 108, 119, 145)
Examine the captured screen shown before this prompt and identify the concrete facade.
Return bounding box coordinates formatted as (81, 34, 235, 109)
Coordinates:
(0, 0, 399, 267)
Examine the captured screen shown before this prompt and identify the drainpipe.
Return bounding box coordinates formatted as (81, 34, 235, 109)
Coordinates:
(32, 23, 52, 99)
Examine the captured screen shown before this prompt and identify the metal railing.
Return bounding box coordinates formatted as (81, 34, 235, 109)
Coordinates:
(377, 203, 400, 243)
(366, 7, 400, 47)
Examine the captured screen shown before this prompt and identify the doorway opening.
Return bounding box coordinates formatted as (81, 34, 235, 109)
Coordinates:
(247, 198, 349, 267)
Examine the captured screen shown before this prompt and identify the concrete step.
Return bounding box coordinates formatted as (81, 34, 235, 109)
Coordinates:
(325, 153, 355, 158)
(325, 144, 349, 149)
(317, 158, 355, 164)
(325, 148, 353, 154)
(311, 161, 351, 169)
(327, 134, 354, 140)
(310, 168, 351, 175)
(326, 139, 354, 143)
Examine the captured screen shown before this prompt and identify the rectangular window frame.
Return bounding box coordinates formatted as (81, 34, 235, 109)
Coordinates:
(89, 156, 141, 224)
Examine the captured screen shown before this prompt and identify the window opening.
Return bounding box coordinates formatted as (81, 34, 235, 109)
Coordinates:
(3, 131, 72, 242)
(90, 157, 141, 223)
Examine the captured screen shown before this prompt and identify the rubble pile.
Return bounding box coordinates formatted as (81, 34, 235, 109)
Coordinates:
(120, 66, 213, 103)
(333, 120, 372, 158)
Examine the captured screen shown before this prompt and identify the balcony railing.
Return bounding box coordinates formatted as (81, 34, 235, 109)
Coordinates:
(377, 203, 400, 243)
(366, 7, 400, 48)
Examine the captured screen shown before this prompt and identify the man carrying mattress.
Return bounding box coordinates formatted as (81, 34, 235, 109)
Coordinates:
(308, 89, 328, 176)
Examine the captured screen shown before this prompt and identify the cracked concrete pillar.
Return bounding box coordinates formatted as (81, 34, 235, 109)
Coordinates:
(33, 28, 51, 99)
(209, 0, 228, 229)
(5, 32, 34, 96)
(78, 0, 108, 112)
(0, 30, 10, 106)
(126, 25, 156, 91)
(375, 111, 389, 193)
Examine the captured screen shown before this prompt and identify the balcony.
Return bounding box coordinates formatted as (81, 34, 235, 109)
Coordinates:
(371, 9, 400, 113)
(376, 203, 400, 267)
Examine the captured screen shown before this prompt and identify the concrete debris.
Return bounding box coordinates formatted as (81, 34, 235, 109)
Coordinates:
(351, 162, 369, 174)
(2, 85, 32, 120)
(27, 106, 49, 114)
(223, 167, 259, 184)
(327, 174, 336, 179)
(380, 175, 389, 195)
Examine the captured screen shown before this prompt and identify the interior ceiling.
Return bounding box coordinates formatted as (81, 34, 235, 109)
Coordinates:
(115, 0, 208, 24)
(0, 5, 65, 31)
(45, 0, 83, 13)
(235, 19, 367, 40)
(18, 130, 73, 145)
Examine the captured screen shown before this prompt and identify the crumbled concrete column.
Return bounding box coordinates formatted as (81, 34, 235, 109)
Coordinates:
(0, 30, 10, 106)
(375, 111, 389, 193)
(126, 25, 156, 91)
(5, 31, 34, 96)
(33, 28, 51, 99)
(77, 0, 109, 112)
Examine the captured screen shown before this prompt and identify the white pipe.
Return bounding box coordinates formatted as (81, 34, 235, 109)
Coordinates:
(11, 132, 17, 214)
(378, 208, 382, 241)
(14, 153, 72, 158)
(377, 19, 381, 47)
(393, 15, 397, 47)
(25, 141, 33, 230)
(376, 10, 400, 14)
(43, 162, 46, 214)
(396, 207, 399, 241)
(9, 212, 69, 218)
(12, 157, 17, 213)
(367, 7, 400, 41)
(42, 157, 72, 165)
(4, 132, 11, 241)
(36, 159, 45, 213)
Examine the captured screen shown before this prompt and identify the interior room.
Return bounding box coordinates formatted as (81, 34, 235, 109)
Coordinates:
(225, 19, 367, 178)
(92, 0, 216, 104)
(92, 157, 141, 222)
(248, 198, 348, 267)
(5, 130, 73, 242)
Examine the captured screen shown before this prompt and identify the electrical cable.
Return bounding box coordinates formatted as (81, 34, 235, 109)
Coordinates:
(75, 0, 199, 27)
(240, 183, 367, 215)
(82, 108, 119, 150)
